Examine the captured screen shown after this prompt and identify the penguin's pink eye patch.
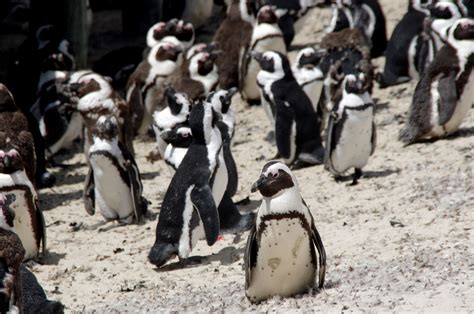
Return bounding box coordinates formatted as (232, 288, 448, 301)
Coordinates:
(155, 22, 166, 31)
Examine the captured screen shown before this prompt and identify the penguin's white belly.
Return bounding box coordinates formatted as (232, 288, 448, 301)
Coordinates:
(211, 152, 228, 206)
(246, 218, 315, 302)
(303, 81, 324, 113)
(243, 37, 286, 101)
(152, 124, 168, 158)
(90, 154, 133, 222)
(331, 109, 373, 174)
(164, 145, 188, 174)
(432, 71, 474, 136)
(260, 87, 275, 127)
(408, 36, 420, 80)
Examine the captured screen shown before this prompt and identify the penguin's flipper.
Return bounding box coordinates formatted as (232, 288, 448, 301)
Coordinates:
(239, 45, 251, 92)
(370, 121, 377, 156)
(274, 109, 294, 162)
(190, 185, 220, 246)
(35, 203, 47, 255)
(244, 224, 257, 290)
(311, 220, 326, 289)
(324, 114, 336, 171)
(128, 83, 145, 133)
(437, 71, 458, 126)
(124, 159, 142, 223)
(83, 168, 95, 215)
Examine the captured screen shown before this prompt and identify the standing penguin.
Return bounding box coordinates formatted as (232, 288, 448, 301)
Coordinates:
(126, 42, 183, 135)
(161, 122, 193, 171)
(84, 115, 148, 224)
(292, 47, 326, 125)
(399, 18, 474, 144)
(213, 0, 257, 89)
(325, 73, 376, 185)
(245, 161, 326, 303)
(148, 102, 225, 267)
(376, 0, 434, 87)
(0, 149, 45, 261)
(252, 50, 325, 166)
(326, 0, 387, 58)
(0, 193, 25, 314)
(240, 5, 286, 105)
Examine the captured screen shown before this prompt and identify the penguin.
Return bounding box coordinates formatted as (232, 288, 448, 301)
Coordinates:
(0, 193, 25, 314)
(148, 102, 226, 267)
(213, 0, 257, 89)
(0, 84, 37, 187)
(126, 42, 183, 135)
(146, 19, 195, 50)
(0, 149, 46, 261)
(325, 73, 376, 185)
(166, 44, 220, 101)
(73, 72, 135, 156)
(84, 115, 148, 224)
(399, 18, 474, 144)
(152, 87, 192, 159)
(326, 0, 387, 58)
(416, 1, 464, 76)
(376, 0, 434, 87)
(161, 122, 193, 171)
(252, 50, 325, 166)
(240, 5, 287, 105)
(245, 160, 326, 303)
(292, 47, 326, 128)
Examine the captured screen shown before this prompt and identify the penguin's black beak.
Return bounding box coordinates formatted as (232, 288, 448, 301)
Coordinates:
(251, 175, 266, 193)
(249, 51, 264, 64)
(160, 130, 174, 143)
(227, 87, 238, 99)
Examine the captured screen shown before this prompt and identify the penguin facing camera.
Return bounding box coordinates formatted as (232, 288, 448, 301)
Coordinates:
(245, 161, 326, 303)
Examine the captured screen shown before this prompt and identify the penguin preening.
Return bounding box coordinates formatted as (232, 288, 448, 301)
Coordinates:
(245, 161, 326, 303)
(399, 18, 474, 144)
(252, 50, 325, 166)
(376, 0, 434, 88)
(126, 42, 184, 135)
(84, 115, 148, 224)
(240, 5, 287, 105)
(326, 0, 387, 58)
(146, 19, 195, 50)
(325, 73, 376, 185)
(0, 149, 46, 261)
(148, 102, 225, 267)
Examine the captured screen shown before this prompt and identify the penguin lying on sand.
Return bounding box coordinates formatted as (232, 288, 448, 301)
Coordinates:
(325, 73, 376, 185)
(0, 149, 46, 261)
(252, 50, 325, 167)
(245, 161, 326, 303)
(399, 18, 474, 144)
(84, 115, 148, 224)
(148, 102, 225, 267)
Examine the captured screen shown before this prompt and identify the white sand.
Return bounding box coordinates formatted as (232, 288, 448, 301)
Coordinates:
(32, 1, 473, 312)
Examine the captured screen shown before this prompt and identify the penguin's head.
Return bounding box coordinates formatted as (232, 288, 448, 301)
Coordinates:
(0, 149, 24, 175)
(160, 123, 193, 148)
(296, 47, 323, 68)
(165, 87, 192, 116)
(450, 18, 474, 42)
(205, 88, 238, 114)
(250, 50, 291, 77)
(175, 20, 195, 44)
(190, 49, 219, 77)
(188, 101, 220, 144)
(71, 75, 103, 99)
(154, 42, 183, 63)
(427, 2, 463, 38)
(257, 5, 279, 24)
(410, 0, 434, 13)
(95, 115, 119, 140)
(343, 73, 366, 94)
(0, 84, 18, 112)
(0, 193, 16, 230)
(251, 161, 298, 198)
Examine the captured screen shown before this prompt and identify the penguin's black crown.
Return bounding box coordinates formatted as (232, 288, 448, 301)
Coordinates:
(94, 115, 119, 140)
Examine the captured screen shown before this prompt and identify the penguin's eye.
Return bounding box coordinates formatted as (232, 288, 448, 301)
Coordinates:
(272, 172, 279, 178)
(182, 133, 189, 137)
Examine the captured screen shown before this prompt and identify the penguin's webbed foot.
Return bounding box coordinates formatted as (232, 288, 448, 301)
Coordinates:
(36, 171, 56, 189)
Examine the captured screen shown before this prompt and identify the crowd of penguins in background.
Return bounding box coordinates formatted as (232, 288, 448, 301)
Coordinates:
(0, 0, 473, 311)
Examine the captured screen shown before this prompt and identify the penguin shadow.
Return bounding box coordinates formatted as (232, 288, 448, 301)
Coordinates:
(373, 98, 390, 111)
(39, 190, 83, 211)
(362, 168, 401, 179)
(235, 197, 260, 213)
(154, 246, 245, 272)
(38, 251, 67, 266)
(141, 171, 160, 181)
(288, 41, 321, 52)
(446, 126, 474, 140)
(55, 173, 86, 187)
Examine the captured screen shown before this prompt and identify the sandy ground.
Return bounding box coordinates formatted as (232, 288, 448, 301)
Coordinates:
(29, 1, 474, 312)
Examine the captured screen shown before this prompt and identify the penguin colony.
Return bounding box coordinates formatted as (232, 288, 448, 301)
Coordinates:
(0, 0, 473, 310)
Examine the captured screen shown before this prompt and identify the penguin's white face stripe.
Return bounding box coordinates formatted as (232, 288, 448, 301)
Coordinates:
(153, 107, 188, 132)
(431, 3, 462, 41)
(257, 52, 285, 86)
(262, 162, 298, 188)
(447, 19, 474, 76)
(176, 127, 191, 136)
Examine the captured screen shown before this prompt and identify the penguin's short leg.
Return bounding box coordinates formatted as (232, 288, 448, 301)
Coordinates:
(349, 168, 363, 186)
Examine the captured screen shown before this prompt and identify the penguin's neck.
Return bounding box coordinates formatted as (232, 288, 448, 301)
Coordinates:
(261, 187, 303, 215)
(190, 65, 218, 94)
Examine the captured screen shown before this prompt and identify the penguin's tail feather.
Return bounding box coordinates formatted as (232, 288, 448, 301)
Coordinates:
(148, 242, 178, 268)
(398, 126, 418, 145)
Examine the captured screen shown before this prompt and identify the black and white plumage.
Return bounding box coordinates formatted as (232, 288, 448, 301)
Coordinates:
(253, 50, 325, 166)
(326, 0, 387, 58)
(0, 149, 45, 261)
(325, 73, 376, 185)
(399, 18, 474, 144)
(126, 42, 183, 135)
(161, 122, 193, 171)
(376, 0, 434, 87)
(240, 5, 286, 105)
(245, 161, 326, 303)
(146, 19, 195, 50)
(148, 102, 226, 267)
(84, 115, 148, 224)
